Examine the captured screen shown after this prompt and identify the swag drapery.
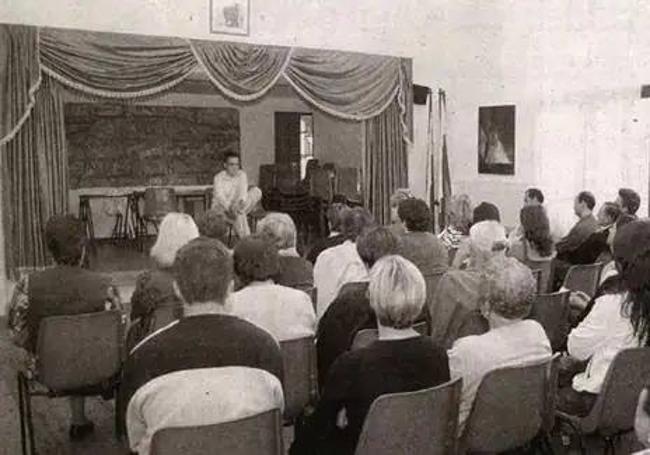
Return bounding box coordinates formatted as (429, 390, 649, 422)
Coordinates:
(0, 24, 412, 276)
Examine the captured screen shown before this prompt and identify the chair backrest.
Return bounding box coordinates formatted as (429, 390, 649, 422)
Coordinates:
(309, 167, 334, 201)
(143, 187, 177, 219)
(280, 336, 317, 421)
(527, 260, 552, 294)
(355, 378, 462, 455)
(527, 291, 571, 352)
(562, 262, 603, 298)
(150, 408, 284, 455)
(542, 353, 562, 434)
(585, 347, 650, 435)
(36, 310, 124, 392)
(461, 357, 551, 453)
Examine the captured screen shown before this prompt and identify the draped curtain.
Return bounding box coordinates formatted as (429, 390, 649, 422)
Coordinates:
(0, 24, 413, 275)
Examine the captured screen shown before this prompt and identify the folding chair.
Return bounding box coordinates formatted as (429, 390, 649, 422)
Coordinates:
(557, 347, 650, 455)
(459, 357, 552, 454)
(280, 336, 318, 423)
(527, 260, 553, 293)
(150, 408, 284, 455)
(527, 291, 571, 352)
(17, 310, 125, 455)
(562, 262, 604, 298)
(355, 378, 462, 455)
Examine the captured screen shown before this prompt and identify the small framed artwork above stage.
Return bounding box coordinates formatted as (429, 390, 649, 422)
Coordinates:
(478, 105, 516, 175)
(210, 0, 250, 36)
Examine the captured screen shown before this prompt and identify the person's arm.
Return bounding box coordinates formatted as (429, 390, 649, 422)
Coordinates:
(7, 276, 30, 349)
(567, 294, 617, 361)
(236, 172, 249, 212)
(556, 220, 594, 255)
(212, 173, 230, 210)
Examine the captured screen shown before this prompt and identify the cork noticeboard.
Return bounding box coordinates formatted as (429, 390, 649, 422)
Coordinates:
(65, 103, 240, 188)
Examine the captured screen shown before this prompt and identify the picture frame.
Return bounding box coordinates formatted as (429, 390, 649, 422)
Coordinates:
(478, 105, 516, 175)
(210, 0, 250, 36)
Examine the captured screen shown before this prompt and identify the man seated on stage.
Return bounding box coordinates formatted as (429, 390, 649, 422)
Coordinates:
(212, 151, 262, 239)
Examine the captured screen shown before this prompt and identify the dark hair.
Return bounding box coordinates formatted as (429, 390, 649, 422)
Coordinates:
(233, 235, 280, 287)
(617, 213, 636, 229)
(473, 202, 501, 224)
(577, 191, 596, 210)
(618, 188, 641, 215)
(340, 207, 375, 241)
(356, 226, 398, 268)
(613, 220, 650, 347)
(45, 215, 85, 266)
(195, 209, 230, 245)
(397, 198, 431, 232)
(600, 202, 621, 224)
(327, 203, 348, 232)
(519, 206, 553, 257)
(173, 237, 233, 304)
(525, 188, 544, 204)
(223, 152, 240, 163)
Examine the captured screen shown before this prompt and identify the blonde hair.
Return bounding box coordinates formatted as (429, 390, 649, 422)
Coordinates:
(449, 194, 473, 234)
(368, 255, 426, 329)
(150, 213, 200, 267)
(257, 212, 297, 249)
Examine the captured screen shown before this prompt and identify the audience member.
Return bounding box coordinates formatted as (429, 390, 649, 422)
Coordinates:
(472, 201, 501, 224)
(128, 213, 199, 349)
(568, 201, 620, 265)
(316, 226, 398, 388)
(388, 188, 414, 237)
(438, 194, 472, 250)
(8, 215, 122, 440)
(292, 255, 449, 454)
(212, 151, 262, 239)
(195, 208, 231, 247)
(306, 203, 348, 264)
(429, 220, 507, 348)
(522, 187, 564, 241)
(257, 212, 313, 292)
(314, 207, 375, 317)
(121, 237, 284, 455)
(230, 236, 315, 341)
(558, 220, 650, 417)
(555, 191, 598, 261)
(617, 187, 641, 220)
(448, 257, 551, 432)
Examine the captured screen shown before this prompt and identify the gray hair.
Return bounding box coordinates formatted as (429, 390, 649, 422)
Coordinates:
(257, 212, 297, 249)
(483, 257, 535, 320)
(150, 213, 200, 268)
(368, 255, 426, 329)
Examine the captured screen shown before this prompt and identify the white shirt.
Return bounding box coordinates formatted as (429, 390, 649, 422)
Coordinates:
(213, 170, 248, 210)
(313, 240, 368, 318)
(230, 281, 316, 341)
(568, 292, 640, 394)
(448, 320, 551, 432)
(127, 366, 284, 455)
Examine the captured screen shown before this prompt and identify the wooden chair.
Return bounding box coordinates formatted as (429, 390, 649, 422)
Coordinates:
(142, 187, 177, 235)
(17, 311, 125, 455)
(150, 408, 284, 455)
(527, 291, 571, 352)
(355, 378, 462, 455)
(562, 262, 604, 298)
(280, 336, 318, 423)
(459, 357, 552, 454)
(557, 347, 650, 454)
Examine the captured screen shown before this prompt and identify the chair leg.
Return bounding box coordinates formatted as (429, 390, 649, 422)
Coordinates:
(24, 380, 35, 455)
(17, 373, 27, 455)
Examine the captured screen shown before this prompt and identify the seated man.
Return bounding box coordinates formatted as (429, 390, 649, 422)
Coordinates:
(448, 257, 552, 432)
(212, 151, 262, 239)
(555, 191, 598, 262)
(8, 215, 122, 440)
(568, 201, 620, 265)
(121, 237, 284, 455)
(230, 235, 316, 341)
(429, 220, 507, 349)
(316, 226, 398, 388)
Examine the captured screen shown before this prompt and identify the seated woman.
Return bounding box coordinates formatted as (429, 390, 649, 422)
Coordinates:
(558, 220, 650, 417)
(387, 188, 413, 237)
(128, 213, 199, 350)
(8, 215, 122, 440)
(230, 235, 316, 341)
(257, 212, 313, 292)
(438, 194, 472, 265)
(291, 255, 450, 455)
(508, 205, 555, 292)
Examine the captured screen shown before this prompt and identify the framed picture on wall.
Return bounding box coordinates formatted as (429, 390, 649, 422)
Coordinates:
(210, 0, 250, 36)
(478, 105, 515, 175)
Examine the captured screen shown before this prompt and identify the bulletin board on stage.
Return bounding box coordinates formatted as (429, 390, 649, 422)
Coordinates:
(65, 103, 240, 188)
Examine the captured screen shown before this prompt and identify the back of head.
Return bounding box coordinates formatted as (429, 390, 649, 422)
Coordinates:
(397, 198, 432, 232)
(150, 213, 200, 268)
(484, 256, 536, 320)
(340, 207, 375, 241)
(473, 202, 501, 225)
(448, 194, 473, 234)
(233, 235, 280, 286)
(45, 215, 85, 266)
(173, 237, 233, 304)
(356, 226, 398, 268)
(599, 202, 621, 225)
(519, 205, 553, 256)
(326, 203, 348, 232)
(469, 220, 507, 264)
(525, 188, 545, 205)
(577, 191, 596, 211)
(257, 212, 296, 250)
(368, 255, 426, 329)
(195, 209, 230, 245)
(618, 188, 641, 215)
